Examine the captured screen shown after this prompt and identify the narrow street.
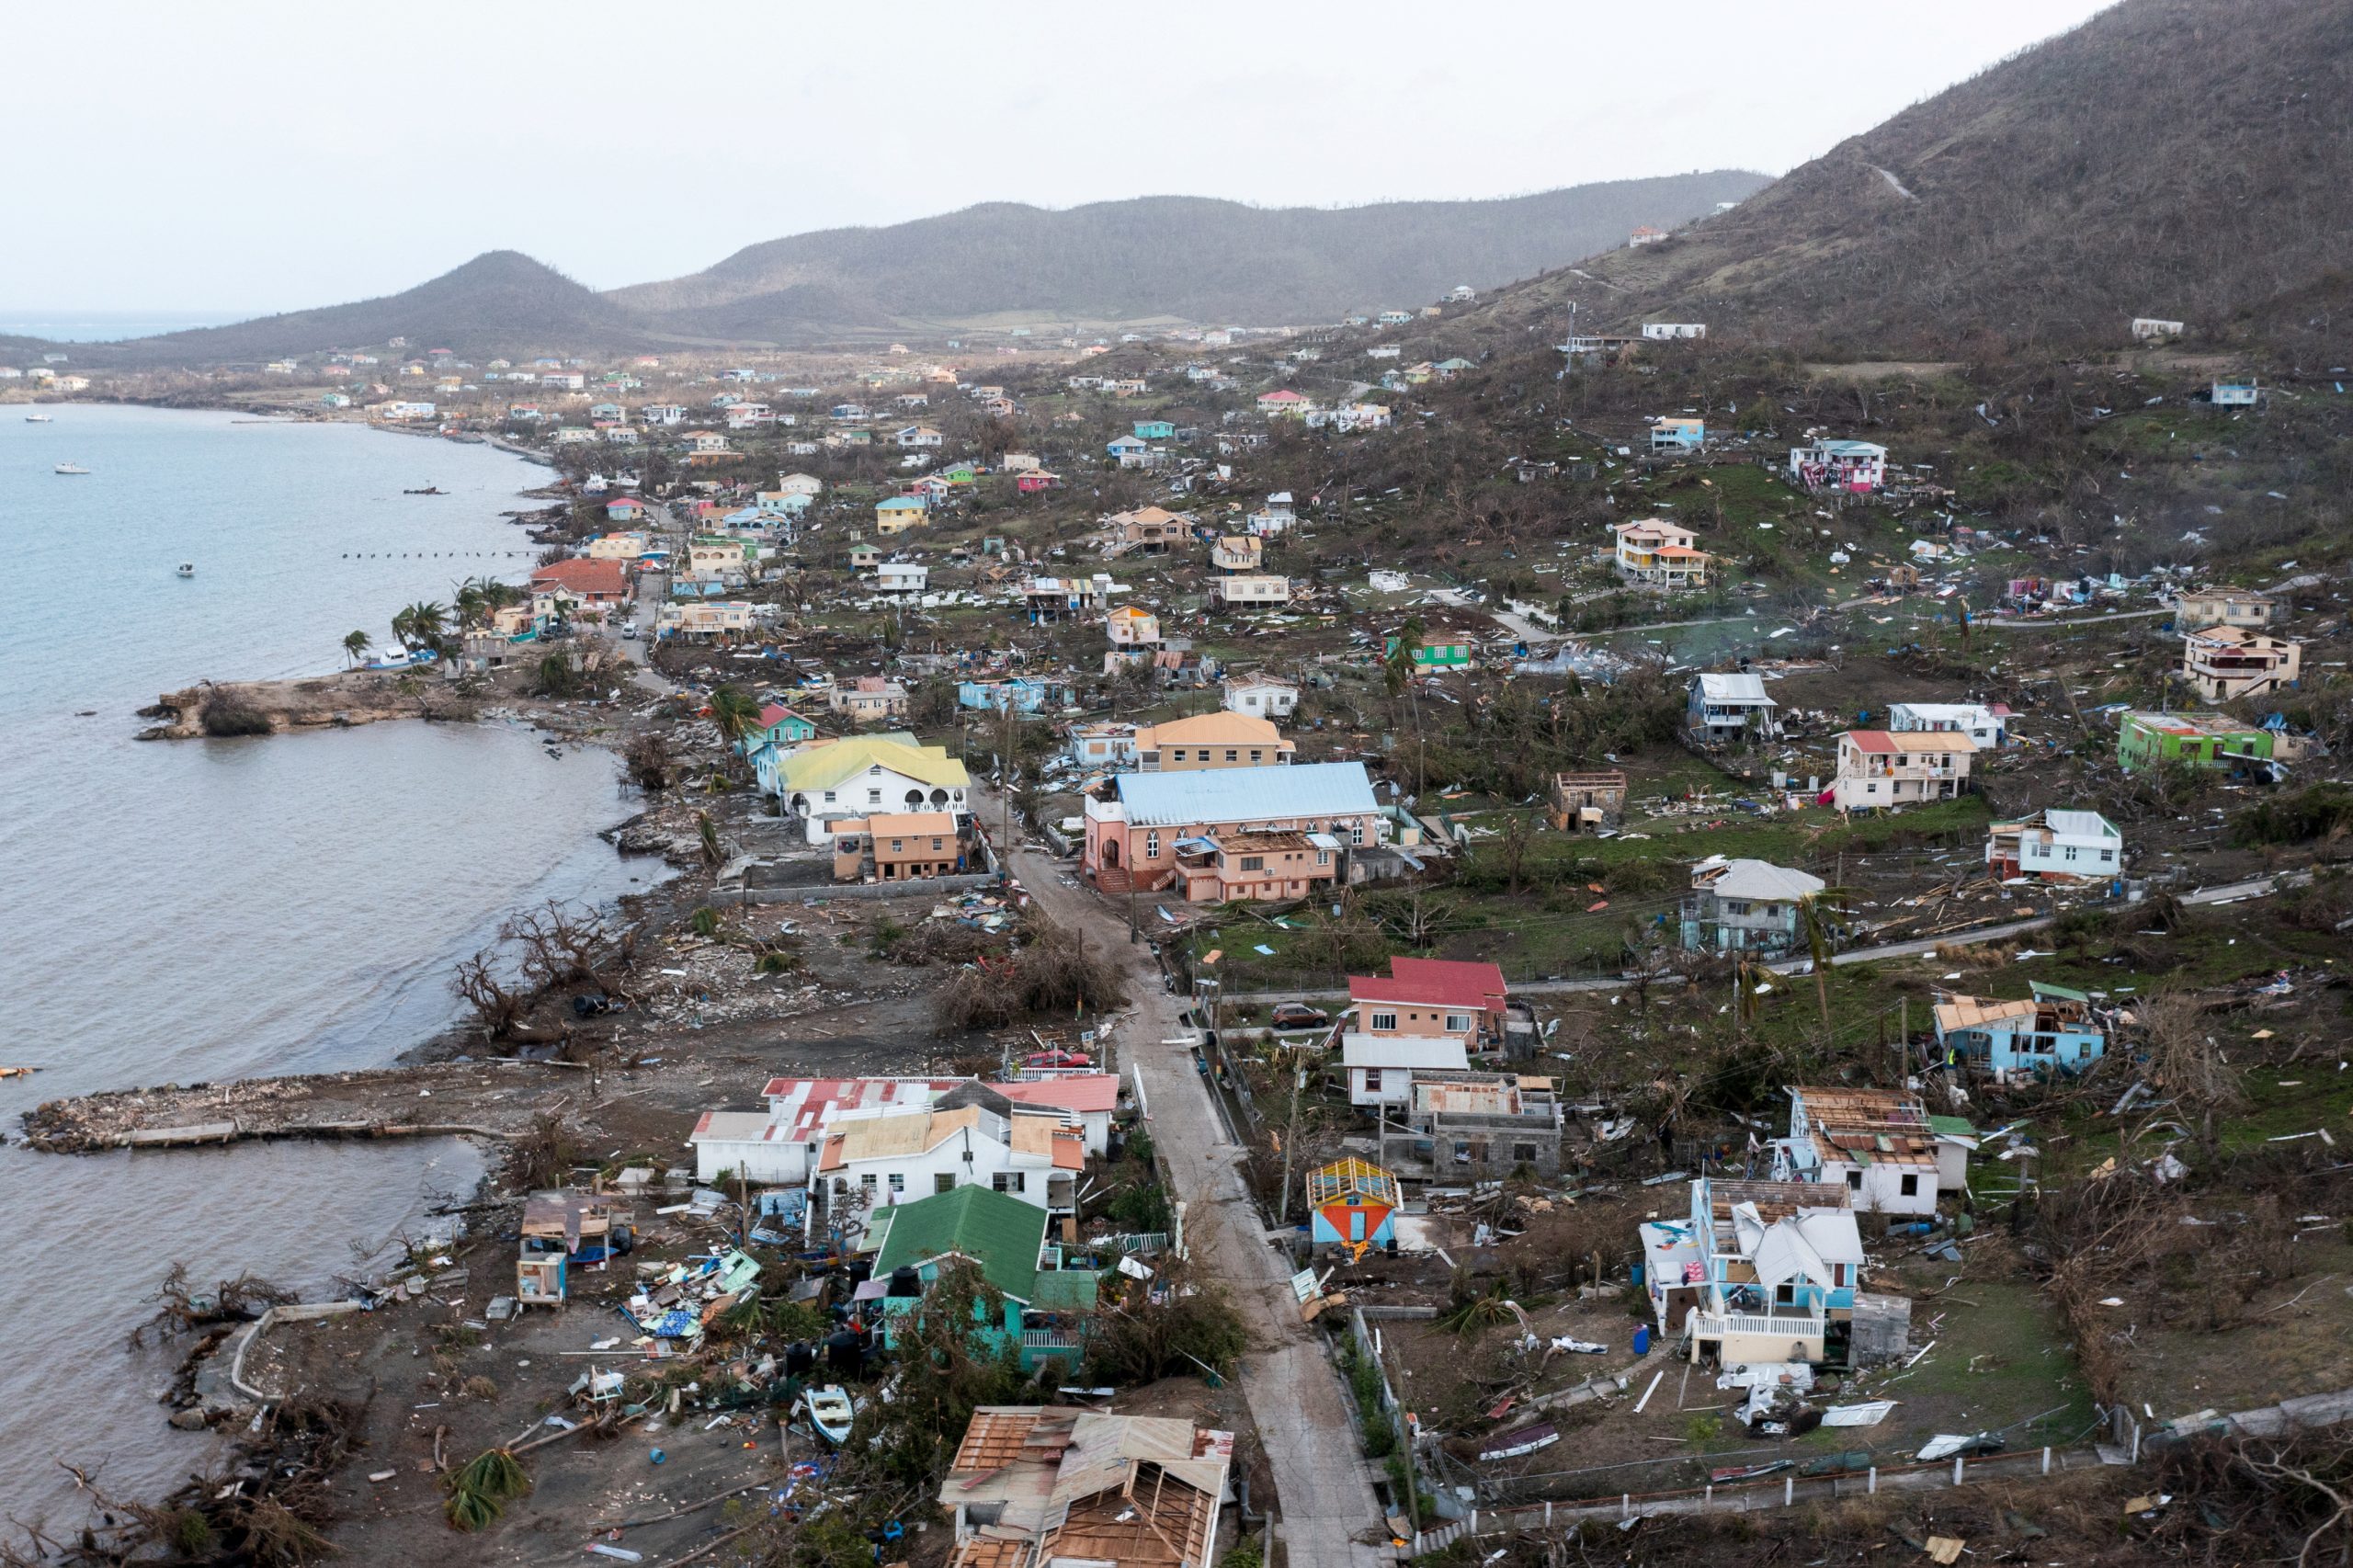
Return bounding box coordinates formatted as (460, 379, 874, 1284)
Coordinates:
(981, 790, 1393, 1568)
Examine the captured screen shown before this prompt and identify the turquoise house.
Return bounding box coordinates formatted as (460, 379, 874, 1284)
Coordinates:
(1931, 982, 2108, 1078)
(1386, 636, 1472, 669)
(752, 703, 819, 748)
(866, 1187, 1099, 1373)
(1132, 420, 1176, 440)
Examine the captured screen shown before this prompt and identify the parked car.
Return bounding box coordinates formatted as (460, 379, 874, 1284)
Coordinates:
(1022, 1049, 1093, 1070)
(1269, 1003, 1330, 1031)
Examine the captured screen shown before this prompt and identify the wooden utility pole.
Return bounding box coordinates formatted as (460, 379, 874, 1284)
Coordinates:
(1901, 996, 1910, 1086)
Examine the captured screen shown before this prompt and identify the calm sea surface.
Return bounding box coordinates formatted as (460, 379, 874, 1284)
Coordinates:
(0, 406, 648, 1526)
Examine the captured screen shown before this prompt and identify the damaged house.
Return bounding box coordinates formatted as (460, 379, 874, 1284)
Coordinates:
(939, 1405, 1233, 1568)
(1641, 1178, 1866, 1367)
(1769, 1085, 1974, 1220)
(1932, 983, 2108, 1080)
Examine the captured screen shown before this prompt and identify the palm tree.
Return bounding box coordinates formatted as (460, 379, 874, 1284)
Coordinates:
(452, 580, 489, 632)
(342, 630, 372, 667)
(707, 685, 763, 754)
(1797, 888, 1857, 1034)
(398, 601, 451, 653)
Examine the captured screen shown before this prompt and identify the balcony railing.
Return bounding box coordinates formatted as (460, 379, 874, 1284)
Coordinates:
(1020, 1329, 1082, 1350)
(1688, 1310, 1827, 1342)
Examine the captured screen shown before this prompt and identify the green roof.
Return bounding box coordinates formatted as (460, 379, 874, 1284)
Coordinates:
(1029, 1270, 1099, 1312)
(1927, 1115, 1979, 1140)
(871, 1186, 1049, 1302)
(2029, 981, 2090, 1003)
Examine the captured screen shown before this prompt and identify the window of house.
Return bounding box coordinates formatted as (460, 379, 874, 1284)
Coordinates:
(861, 1174, 878, 1192)
(1240, 855, 1264, 871)
(886, 1173, 904, 1194)
(1370, 1011, 1398, 1032)
(1363, 1069, 1381, 1092)
(1223, 749, 1238, 762)
(2063, 846, 2078, 862)
(2099, 848, 2114, 863)
(822, 790, 836, 803)
(1249, 750, 1263, 762)
(1900, 1173, 1920, 1197)
(1774, 1283, 1796, 1306)
(1317, 850, 1330, 867)
(889, 839, 903, 853)
(1452, 1142, 1472, 1164)
(1444, 1012, 1472, 1033)
(868, 789, 881, 804)
(1350, 822, 1365, 845)
(1513, 1142, 1538, 1164)
(1845, 1169, 1862, 1191)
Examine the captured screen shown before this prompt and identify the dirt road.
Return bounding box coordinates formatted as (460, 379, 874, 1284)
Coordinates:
(986, 801, 1392, 1568)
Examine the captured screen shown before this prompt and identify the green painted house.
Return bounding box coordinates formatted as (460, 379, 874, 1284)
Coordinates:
(941, 462, 980, 485)
(2117, 711, 2273, 773)
(752, 703, 819, 748)
(1132, 420, 1176, 440)
(867, 1186, 1098, 1372)
(1386, 635, 1473, 669)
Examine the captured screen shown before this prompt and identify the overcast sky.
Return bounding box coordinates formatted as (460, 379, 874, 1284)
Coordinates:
(10, 0, 2114, 318)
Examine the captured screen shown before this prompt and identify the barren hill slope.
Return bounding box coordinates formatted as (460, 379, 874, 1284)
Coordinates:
(1460, 0, 2353, 357)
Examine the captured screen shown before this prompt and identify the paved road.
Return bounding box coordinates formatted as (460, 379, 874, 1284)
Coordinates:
(983, 797, 1392, 1568)
(1974, 607, 2170, 631)
(616, 571, 676, 697)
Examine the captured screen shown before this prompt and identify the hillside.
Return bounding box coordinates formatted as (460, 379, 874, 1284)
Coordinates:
(64, 252, 656, 367)
(606, 176, 1769, 341)
(1454, 0, 2353, 357)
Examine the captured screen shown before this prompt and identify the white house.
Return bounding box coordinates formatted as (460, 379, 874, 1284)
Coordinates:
(1641, 323, 1707, 340)
(1887, 701, 2009, 750)
(1986, 807, 2124, 881)
(994, 1074, 1120, 1158)
(1222, 674, 1301, 721)
(875, 562, 930, 595)
(1687, 673, 1779, 745)
(1339, 1036, 1470, 1108)
(688, 1075, 961, 1184)
(1213, 574, 1290, 608)
(812, 1102, 1085, 1221)
(1245, 493, 1296, 536)
(774, 472, 825, 497)
(1771, 1085, 1970, 1219)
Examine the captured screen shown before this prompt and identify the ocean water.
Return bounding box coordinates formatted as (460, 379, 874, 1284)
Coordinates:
(1, 310, 235, 341)
(0, 407, 647, 1528)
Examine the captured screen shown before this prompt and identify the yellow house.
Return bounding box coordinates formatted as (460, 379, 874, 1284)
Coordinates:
(875, 496, 929, 536)
(1613, 518, 1711, 589)
(1132, 711, 1294, 770)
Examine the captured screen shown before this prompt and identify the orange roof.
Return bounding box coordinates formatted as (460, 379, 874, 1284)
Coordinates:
(1134, 711, 1285, 750)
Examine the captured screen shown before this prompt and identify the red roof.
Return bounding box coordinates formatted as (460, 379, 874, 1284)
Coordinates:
(757, 703, 813, 729)
(1845, 731, 1897, 753)
(529, 558, 630, 597)
(605, 495, 646, 511)
(996, 1074, 1120, 1114)
(1351, 958, 1507, 1012)
(754, 1076, 963, 1141)
(1257, 390, 1303, 403)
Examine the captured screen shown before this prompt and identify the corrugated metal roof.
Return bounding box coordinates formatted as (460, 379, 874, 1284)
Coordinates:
(1113, 760, 1375, 828)
(1694, 672, 1771, 703)
(1340, 1035, 1470, 1071)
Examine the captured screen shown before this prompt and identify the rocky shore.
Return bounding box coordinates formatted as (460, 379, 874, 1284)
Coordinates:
(136, 670, 478, 739)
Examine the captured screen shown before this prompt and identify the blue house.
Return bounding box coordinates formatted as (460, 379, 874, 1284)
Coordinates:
(863, 1187, 1099, 1374)
(750, 703, 819, 751)
(1105, 435, 1149, 460)
(1930, 983, 2107, 1079)
(1639, 1176, 1862, 1366)
(1132, 420, 1176, 440)
(958, 676, 1063, 714)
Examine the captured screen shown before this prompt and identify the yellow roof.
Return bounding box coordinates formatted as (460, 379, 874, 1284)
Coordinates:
(1135, 711, 1285, 750)
(776, 736, 971, 794)
(830, 1106, 980, 1165)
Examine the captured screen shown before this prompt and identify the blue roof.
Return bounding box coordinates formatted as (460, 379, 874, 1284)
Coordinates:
(1114, 761, 1376, 828)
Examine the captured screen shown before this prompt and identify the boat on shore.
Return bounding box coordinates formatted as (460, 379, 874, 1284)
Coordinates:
(54, 462, 89, 475)
(363, 644, 438, 671)
(797, 1385, 856, 1445)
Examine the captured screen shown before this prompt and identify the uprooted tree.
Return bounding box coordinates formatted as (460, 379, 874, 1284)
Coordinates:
(450, 899, 639, 1042)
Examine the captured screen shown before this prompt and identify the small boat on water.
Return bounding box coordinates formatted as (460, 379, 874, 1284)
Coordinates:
(176, 562, 195, 578)
(797, 1385, 856, 1445)
(54, 462, 89, 475)
(404, 486, 447, 495)
(24, 413, 52, 423)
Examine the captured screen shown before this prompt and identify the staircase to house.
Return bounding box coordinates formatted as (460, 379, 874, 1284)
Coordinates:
(1094, 865, 1133, 895)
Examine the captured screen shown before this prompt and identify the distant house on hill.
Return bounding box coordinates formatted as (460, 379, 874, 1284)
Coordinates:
(1629, 225, 1668, 246)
